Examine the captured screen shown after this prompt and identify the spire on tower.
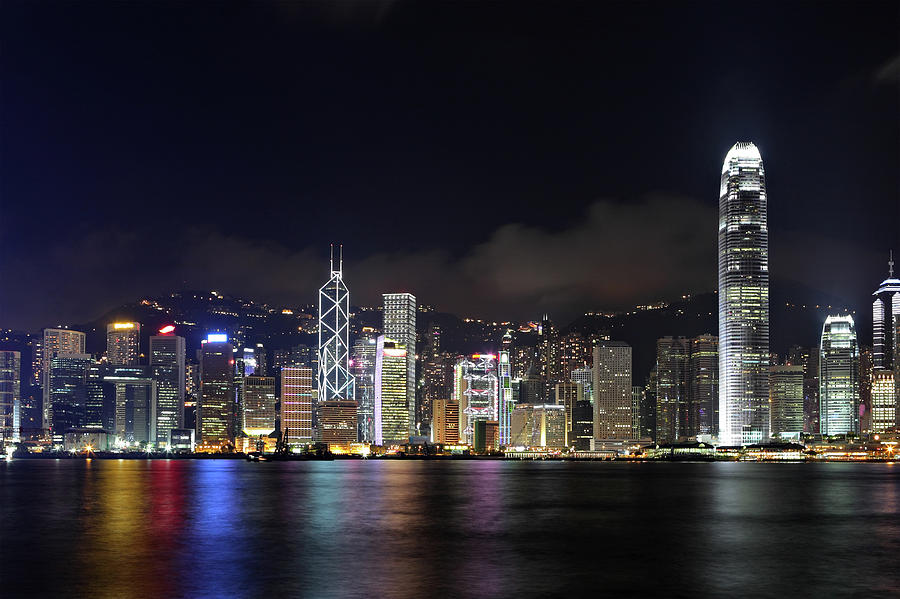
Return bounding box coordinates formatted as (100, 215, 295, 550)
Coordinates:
(330, 243, 334, 273)
(889, 250, 895, 278)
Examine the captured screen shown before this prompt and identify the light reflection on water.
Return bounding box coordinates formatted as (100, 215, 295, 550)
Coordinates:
(1, 460, 898, 597)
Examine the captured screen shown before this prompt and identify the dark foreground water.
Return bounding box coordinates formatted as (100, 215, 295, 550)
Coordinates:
(1, 460, 898, 598)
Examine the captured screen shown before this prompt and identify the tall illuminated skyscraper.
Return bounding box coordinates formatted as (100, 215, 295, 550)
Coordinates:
(498, 349, 514, 445)
(454, 354, 499, 445)
(41, 328, 86, 430)
(0, 351, 21, 444)
(242, 376, 276, 437)
(375, 336, 409, 445)
(718, 141, 769, 445)
(870, 369, 896, 434)
(107, 322, 141, 365)
(350, 333, 377, 443)
(769, 366, 804, 439)
(318, 246, 355, 408)
(592, 341, 632, 440)
(198, 333, 234, 448)
(819, 315, 859, 436)
(383, 292, 416, 436)
(149, 329, 186, 446)
(281, 366, 314, 446)
(872, 252, 900, 370)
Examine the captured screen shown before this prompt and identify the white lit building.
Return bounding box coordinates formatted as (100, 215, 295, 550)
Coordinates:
(819, 315, 859, 436)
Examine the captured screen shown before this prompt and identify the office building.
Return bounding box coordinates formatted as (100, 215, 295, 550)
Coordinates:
(787, 345, 820, 434)
(555, 381, 583, 445)
(198, 333, 234, 447)
(85, 363, 115, 432)
(375, 336, 409, 445)
(819, 315, 859, 436)
(41, 328, 86, 429)
(593, 342, 632, 440)
(571, 367, 593, 402)
(103, 365, 155, 445)
(47, 353, 92, 440)
(242, 376, 276, 437)
(688, 335, 718, 436)
(432, 398, 459, 444)
(107, 322, 141, 365)
(718, 142, 770, 446)
(454, 354, 499, 445)
(149, 331, 186, 446)
(769, 366, 804, 439)
(572, 399, 593, 450)
(872, 253, 900, 370)
(870, 370, 896, 433)
(318, 246, 355, 406)
(383, 293, 416, 436)
(656, 336, 688, 443)
(350, 334, 377, 443)
(0, 350, 21, 444)
(498, 349, 514, 446)
(509, 403, 566, 448)
(316, 400, 358, 450)
(281, 366, 314, 446)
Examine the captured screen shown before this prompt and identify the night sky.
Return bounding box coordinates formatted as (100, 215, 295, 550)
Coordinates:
(2, 1, 898, 330)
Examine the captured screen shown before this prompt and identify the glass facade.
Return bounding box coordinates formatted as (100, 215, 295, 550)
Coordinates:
(769, 366, 804, 438)
(375, 336, 409, 445)
(281, 366, 314, 446)
(382, 293, 416, 436)
(718, 142, 769, 446)
(592, 342, 632, 440)
(317, 248, 355, 404)
(819, 315, 859, 436)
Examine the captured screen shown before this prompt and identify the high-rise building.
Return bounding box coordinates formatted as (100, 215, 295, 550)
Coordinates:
(85, 363, 114, 432)
(870, 369, 896, 434)
(631, 386, 642, 440)
(718, 141, 770, 446)
(41, 328, 86, 430)
(0, 351, 21, 444)
(787, 345, 820, 434)
(572, 399, 593, 450)
(688, 335, 718, 436)
(350, 333, 377, 443)
(769, 366, 804, 439)
(571, 367, 593, 403)
(509, 403, 566, 448)
(872, 253, 900, 370)
(103, 365, 155, 445)
(859, 347, 874, 433)
(281, 366, 314, 446)
(149, 331, 186, 447)
(555, 381, 583, 446)
(47, 353, 92, 440)
(107, 322, 141, 366)
(375, 336, 409, 445)
(454, 354, 499, 445)
(819, 315, 859, 436)
(316, 400, 358, 449)
(656, 336, 688, 443)
(498, 349, 514, 446)
(242, 376, 276, 437)
(198, 333, 235, 447)
(383, 293, 416, 436)
(431, 398, 459, 444)
(318, 246, 355, 408)
(642, 368, 658, 440)
(593, 342, 632, 440)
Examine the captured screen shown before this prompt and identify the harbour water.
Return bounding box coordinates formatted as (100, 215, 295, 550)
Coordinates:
(1, 460, 898, 597)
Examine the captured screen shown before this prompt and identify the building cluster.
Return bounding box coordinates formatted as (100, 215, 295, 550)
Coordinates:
(0, 143, 898, 457)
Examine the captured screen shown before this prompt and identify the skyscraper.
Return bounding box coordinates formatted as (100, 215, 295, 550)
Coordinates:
(198, 333, 234, 448)
(350, 333, 377, 443)
(769, 366, 804, 439)
(103, 365, 155, 445)
(47, 353, 92, 440)
(688, 335, 718, 436)
(318, 246, 355, 406)
(454, 354, 499, 445)
(0, 351, 21, 445)
(41, 328, 86, 430)
(819, 315, 859, 436)
(872, 253, 900, 370)
(383, 293, 416, 436)
(498, 349, 514, 446)
(149, 331, 186, 446)
(592, 341, 632, 441)
(555, 381, 583, 446)
(718, 141, 770, 446)
(242, 376, 276, 438)
(870, 369, 896, 434)
(281, 366, 314, 446)
(375, 336, 409, 445)
(107, 322, 141, 365)
(656, 336, 688, 444)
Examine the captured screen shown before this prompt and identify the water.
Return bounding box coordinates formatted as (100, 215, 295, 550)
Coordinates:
(1, 459, 898, 597)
